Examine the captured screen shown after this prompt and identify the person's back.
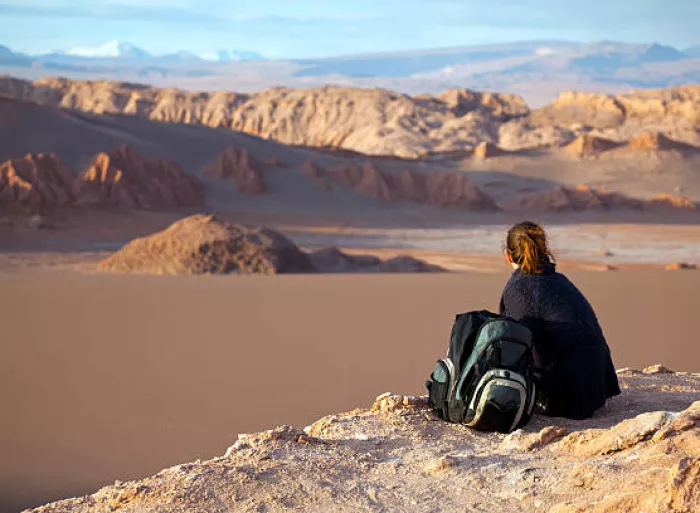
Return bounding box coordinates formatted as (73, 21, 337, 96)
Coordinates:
(499, 221, 620, 419)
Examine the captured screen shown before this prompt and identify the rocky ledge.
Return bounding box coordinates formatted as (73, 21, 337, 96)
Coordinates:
(26, 366, 699, 513)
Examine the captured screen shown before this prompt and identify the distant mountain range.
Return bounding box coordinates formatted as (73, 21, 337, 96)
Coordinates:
(0, 40, 265, 64)
(1, 40, 698, 106)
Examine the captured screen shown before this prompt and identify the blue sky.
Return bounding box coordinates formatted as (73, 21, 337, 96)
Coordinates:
(1, 0, 699, 58)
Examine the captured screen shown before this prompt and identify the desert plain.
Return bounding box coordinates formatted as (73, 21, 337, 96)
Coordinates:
(1, 76, 700, 512)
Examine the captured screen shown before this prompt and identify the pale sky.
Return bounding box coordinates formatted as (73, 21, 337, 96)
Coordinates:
(1, 0, 698, 58)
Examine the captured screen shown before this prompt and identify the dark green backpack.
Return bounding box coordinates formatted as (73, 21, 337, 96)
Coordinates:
(426, 310, 537, 433)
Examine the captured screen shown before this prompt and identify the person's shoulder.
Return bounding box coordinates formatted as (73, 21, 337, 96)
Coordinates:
(503, 270, 536, 296)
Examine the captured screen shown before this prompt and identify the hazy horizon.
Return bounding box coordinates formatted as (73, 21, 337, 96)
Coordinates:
(1, 0, 699, 59)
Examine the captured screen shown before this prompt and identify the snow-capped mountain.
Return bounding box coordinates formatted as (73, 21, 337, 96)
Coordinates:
(60, 41, 150, 59)
(200, 50, 264, 61)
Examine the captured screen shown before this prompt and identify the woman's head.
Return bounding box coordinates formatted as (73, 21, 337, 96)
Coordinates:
(505, 221, 553, 274)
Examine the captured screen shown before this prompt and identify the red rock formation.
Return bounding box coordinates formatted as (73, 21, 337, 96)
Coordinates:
(0, 153, 75, 211)
(73, 145, 204, 209)
(205, 146, 266, 195)
(473, 141, 507, 160)
(564, 135, 621, 157)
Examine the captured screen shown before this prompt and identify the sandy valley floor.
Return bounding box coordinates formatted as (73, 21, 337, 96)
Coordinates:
(2, 269, 700, 512)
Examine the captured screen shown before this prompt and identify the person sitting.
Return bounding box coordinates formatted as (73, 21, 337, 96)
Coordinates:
(499, 221, 621, 419)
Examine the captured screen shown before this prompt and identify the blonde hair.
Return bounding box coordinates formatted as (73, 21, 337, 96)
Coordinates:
(506, 221, 554, 274)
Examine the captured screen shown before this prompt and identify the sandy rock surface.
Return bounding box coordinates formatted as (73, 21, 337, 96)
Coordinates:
(25, 370, 699, 513)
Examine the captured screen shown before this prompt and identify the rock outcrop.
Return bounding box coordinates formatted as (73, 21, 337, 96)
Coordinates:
(98, 217, 445, 276)
(0, 153, 75, 211)
(98, 214, 314, 275)
(323, 162, 499, 210)
(74, 146, 204, 208)
(3, 77, 698, 157)
(25, 369, 700, 513)
(472, 141, 507, 159)
(308, 247, 445, 273)
(301, 159, 325, 179)
(563, 134, 621, 157)
(665, 262, 698, 271)
(515, 185, 698, 212)
(626, 131, 698, 152)
(649, 193, 697, 210)
(204, 147, 266, 194)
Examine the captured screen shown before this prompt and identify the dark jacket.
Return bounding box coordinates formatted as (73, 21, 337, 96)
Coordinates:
(499, 263, 620, 419)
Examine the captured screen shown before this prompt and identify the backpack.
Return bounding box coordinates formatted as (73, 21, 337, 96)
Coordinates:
(426, 310, 537, 433)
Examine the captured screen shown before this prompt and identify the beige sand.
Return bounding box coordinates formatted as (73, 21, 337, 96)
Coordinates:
(2, 270, 700, 512)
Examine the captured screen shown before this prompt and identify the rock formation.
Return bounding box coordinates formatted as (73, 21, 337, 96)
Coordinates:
(515, 185, 698, 212)
(0, 153, 75, 211)
(416, 171, 499, 210)
(301, 159, 325, 179)
(0, 77, 517, 158)
(563, 134, 621, 157)
(325, 162, 499, 211)
(649, 193, 697, 210)
(626, 131, 698, 152)
(665, 262, 698, 271)
(98, 218, 445, 276)
(3, 77, 698, 157)
(24, 369, 700, 513)
(98, 214, 314, 275)
(74, 145, 204, 209)
(308, 247, 445, 273)
(204, 146, 266, 195)
(353, 162, 397, 201)
(472, 141, 507, 160)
